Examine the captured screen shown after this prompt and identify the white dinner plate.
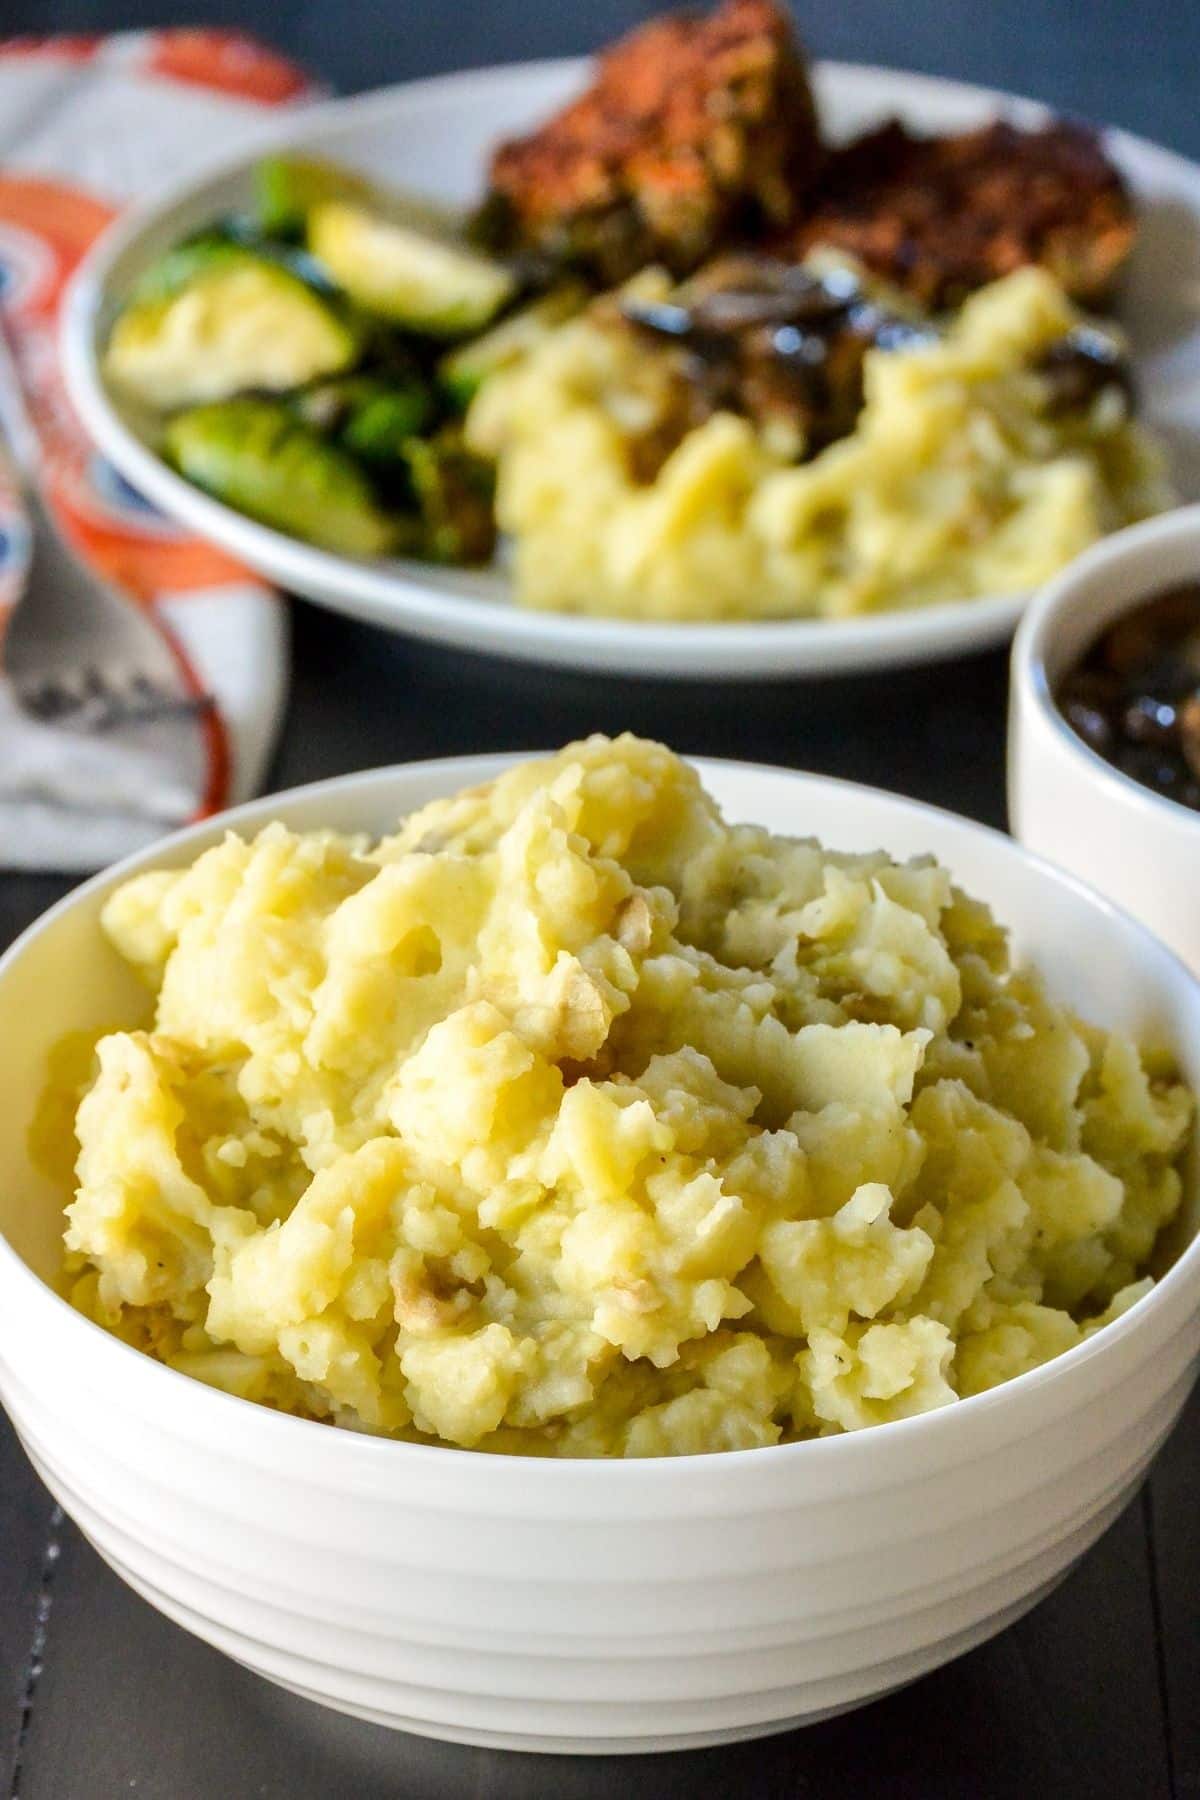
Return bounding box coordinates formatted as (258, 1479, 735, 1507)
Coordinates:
(62, 60, 1200, 679)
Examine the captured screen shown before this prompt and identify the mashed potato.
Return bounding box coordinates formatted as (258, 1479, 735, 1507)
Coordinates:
(61, 738, 1191, 1455)
(467, 268, 1170, 620)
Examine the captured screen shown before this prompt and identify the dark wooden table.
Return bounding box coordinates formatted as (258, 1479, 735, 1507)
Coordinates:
(4, 3, 1200, 1795)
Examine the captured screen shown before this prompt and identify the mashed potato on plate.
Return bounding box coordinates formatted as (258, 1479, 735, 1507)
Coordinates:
(61, 738, 1191, 1455)
(467, 268, 1169, 621)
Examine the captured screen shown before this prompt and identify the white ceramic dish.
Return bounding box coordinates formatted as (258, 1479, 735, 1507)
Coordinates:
(2, 755, 1199, 1753)
(62, 61, 1200, 679)
(1010, 505, 1200, 972)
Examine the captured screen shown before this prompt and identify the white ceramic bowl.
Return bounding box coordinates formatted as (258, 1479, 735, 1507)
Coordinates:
(1009, 505, 1200, 972)
(2, 757, 1199, 1755)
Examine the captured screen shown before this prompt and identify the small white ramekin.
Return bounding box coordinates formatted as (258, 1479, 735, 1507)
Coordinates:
(1010, 505, 1200, 971)
(2, 756, 1199, 1753)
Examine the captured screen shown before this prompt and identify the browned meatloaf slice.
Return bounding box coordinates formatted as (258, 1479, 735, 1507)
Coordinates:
(484, 0, 822, 283)
(783, 118, 1135, 308)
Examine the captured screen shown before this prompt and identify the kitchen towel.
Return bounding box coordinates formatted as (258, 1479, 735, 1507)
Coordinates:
(0, 30, 314, 872)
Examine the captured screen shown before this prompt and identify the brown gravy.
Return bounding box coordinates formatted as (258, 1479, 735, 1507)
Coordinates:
(1056, 583, 1200, 811)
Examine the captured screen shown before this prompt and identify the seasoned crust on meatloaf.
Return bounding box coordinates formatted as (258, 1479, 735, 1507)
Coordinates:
(785, 119, 1136, 307)
(484, 0, 822, 283)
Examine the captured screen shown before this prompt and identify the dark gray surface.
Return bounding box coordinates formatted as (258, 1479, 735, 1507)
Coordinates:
(1150, 1389, 1200, 1798)
(2, 2, 1199, 1795)
(2, 0, 1197, 153)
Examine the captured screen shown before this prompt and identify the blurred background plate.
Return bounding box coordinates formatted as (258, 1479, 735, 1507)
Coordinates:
(62, 59, 1200, 679)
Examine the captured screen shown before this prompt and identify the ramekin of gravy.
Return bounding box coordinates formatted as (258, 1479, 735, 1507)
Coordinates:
(1056, 584, 1200, 811)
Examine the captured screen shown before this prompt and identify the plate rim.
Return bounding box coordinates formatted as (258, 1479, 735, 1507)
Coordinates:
(59, 56, 1200, 679)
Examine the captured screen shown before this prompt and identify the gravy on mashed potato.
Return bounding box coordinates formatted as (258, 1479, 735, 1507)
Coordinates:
(60, 737, 1191, 1455)
(467, 267, 1169, 621)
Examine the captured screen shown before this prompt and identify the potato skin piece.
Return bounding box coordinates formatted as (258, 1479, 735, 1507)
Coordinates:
(784, 119, 1136, 308)
(485, 0, 822, 283)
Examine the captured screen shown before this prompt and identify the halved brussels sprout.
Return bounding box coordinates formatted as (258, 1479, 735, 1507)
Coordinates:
(128, 234, 250, 303)
(105, 251, 361, 412)
(308, 199, 515, 337)
(254, 155, 372, 239)
(401, 431, 496, 564)
(342, 385, 436, 467)
(439, 282, 589, 406)
(165, 399, 398, 557)
(295, 374, 435, 464)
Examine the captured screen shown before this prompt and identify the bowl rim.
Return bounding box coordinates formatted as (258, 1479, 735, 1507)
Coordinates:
(1012, 503, 1200, 833)
(3, 749, 1199, 1480)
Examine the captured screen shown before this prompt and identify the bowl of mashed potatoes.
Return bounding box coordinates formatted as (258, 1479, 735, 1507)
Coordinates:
(1, 738, 1199, 1751)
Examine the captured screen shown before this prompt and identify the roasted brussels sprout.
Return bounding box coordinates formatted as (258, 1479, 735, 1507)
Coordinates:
(127, 233, 251, 303)
(106, 250, 361, 411)
(165, 399, 398, 557)
(308, 199, 515, 337)
(401, 431, 496, 563)
(439, 282, 589, 406)
(254, 154, 373, 239)
(294, 373, 435, 450)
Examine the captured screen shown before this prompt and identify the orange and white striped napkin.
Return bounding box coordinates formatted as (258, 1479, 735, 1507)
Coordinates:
(0, 31, 313, 872)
